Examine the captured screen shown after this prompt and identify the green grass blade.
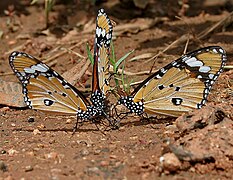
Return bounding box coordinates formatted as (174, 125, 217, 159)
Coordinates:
(86, 43, 94, 65)
(111, 41, 116, 64)
(115, 49, 134, 72)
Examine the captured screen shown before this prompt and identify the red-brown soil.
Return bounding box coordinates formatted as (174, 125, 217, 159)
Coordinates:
(0, 0, 232, 179)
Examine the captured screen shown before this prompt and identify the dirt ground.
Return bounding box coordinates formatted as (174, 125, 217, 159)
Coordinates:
(0, 0, 233, 179)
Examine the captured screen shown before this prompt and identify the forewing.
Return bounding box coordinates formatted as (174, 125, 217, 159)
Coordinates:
(92, 8, 113, 95)
(132, 46, 227, 117)
(9, 51, 90, 114)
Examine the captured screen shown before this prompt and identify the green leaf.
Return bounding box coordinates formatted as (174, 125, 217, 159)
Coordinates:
(115, 49, 134, 72)
(111, 41, 116, 64)
(86, 43, 94, 65)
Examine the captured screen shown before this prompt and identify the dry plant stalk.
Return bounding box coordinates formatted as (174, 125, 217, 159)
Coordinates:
(146, 12, 233, 63)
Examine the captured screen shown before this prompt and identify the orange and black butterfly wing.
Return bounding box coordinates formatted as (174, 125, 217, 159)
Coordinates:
(91, 8, 113, 107)
(120, 46, 227, 117)
(9, 51, 97, 119)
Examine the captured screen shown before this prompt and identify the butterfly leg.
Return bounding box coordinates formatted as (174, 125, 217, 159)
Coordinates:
(139, 113, 151, 125)
(141, 113, 149, 120)
(107, 103, 121, 128)
(101, 109, 117, 128)
(92, 119, 108, 135)
(109, 104, 132, 128)
(72, 118, 84, 135)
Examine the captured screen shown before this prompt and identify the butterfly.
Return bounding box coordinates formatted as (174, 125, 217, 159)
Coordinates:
(91, 8, 113, 109)
(9, 8, 113, 129)
(118, 46, 227, 117)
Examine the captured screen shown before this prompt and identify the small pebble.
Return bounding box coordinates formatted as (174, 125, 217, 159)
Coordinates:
(27, 151, 35, 156)
(45, 152, 58, 159)
(129, 135, 138, 140)
(66, 119, 72, 124)
(77, 140, 88, 146)
(80, 149, 89, 156)
(101, 148, 110, 153)
(93, 149, 101, 155)
(25, 165, 33, 172)
(11, 123, 16, 127)
(50, 168, 62, 179)
(8, 40, 17, 45)
(0, 107, 10, 112)
(0, 161, 7, 172)
(1, 149, 6, 154)
(33, 129, 41, 135)
(37, 124, 45, 129)
(51, 168, 61, 173)
(8, 148, 18, 156)
(100, 160, 109, 167)
(37, 144, 45, 148)
(86, 167, 99, 174)
(160, 153, 181, 173)
(110, 155, 117, 159)
(28, 117, 34, 123)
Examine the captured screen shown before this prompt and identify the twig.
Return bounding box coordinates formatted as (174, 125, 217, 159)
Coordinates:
(0, 72, 14, 76)
(146, 12, 233, 63)
(118, 80, 143, 89)
(66, 58, 91, 86)
(114, 17, 169, 34)
(198, 11, 233, 39)
(183, 33, 190, 54)
(224, 65, 233, 69)
(62, 58, 87, 84)
(109, 65, 158, 76)
(61, 48, 85, 59)
(43, 40, 87, 63)
(4, 40, 32, 55)
(145, 34, 188, 64)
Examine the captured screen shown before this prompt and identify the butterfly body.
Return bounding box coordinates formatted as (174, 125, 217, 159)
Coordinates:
(119, 46, 227, 117)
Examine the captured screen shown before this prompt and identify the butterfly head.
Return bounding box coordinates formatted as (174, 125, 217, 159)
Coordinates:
(118, 96, 144, 115)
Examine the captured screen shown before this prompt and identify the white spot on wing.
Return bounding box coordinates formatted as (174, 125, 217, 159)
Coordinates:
(106, 33, 110, 40)
(199, 66, 211, 73)
(197, 75, 202, 79)
(156, 74, 161, 79)
(96, 27, 101, 37)
(219, 48, 224, 54)
(212, 48, 218, 53)
(171, 61, 177, 66)
(11, 52, 17, 56)
(24, 67, 35, 73)
(209, 74, 214, 79)
(101, 29, 106, 37)
(182, 56, 189, 62)
(185, 57, 203, 67)
(31, 63, 49, 72)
